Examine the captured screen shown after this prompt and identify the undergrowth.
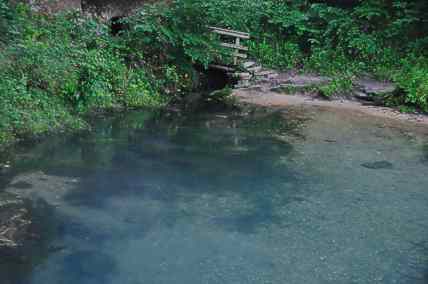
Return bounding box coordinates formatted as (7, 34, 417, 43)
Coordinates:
(0, 0, 219, 146)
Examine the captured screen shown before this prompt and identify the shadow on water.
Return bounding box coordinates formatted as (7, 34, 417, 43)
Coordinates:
(53, 107, 309, 236)
(59, 250, 117, 284)
(212, 196, 284, 234)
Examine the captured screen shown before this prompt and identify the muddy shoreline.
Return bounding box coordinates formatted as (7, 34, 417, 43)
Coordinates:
(233, 88, 428, 135)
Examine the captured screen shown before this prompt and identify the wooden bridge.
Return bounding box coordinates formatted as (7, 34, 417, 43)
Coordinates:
(209, 26, 250, 66)
(208, 27, 277, 88)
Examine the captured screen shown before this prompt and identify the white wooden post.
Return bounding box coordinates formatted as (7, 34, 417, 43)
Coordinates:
(234, 37, 240, 65)
(209, 27, 250, 66)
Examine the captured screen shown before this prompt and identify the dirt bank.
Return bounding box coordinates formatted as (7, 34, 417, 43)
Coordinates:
(233, 88, 428, 135)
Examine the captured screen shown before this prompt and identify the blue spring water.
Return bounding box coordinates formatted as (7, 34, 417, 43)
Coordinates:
(1, 107, 428, 284)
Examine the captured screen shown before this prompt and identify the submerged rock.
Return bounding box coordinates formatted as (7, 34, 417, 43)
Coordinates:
(0, 191, 56, 283)
(0, 192, 32, 253)
(0, 163, 12, 176)
(0, 190, 55, 257)
(10, 181, 33, 190)
(361, 161, 394, 170)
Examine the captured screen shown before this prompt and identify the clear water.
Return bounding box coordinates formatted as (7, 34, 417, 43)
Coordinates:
(1, 106, 428, 284)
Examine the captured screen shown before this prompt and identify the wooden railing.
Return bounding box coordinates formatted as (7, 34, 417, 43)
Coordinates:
(209, 26, 250, 65)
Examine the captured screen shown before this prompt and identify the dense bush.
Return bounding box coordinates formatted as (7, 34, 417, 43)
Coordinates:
(392, 57, 428, 110)
(122, 0, 222, 96)
(0, 6, 161, 144)
(0, 0, 220, 145)
(0, 0, 15, 45)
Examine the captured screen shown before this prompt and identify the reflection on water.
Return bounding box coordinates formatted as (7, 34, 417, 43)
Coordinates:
(1, 106, 428, 284)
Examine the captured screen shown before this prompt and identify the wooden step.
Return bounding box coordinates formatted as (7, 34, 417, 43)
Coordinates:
(221, 42, 248, 51)
(247, 65, 262, 73)
(243, 61, 257, 69)
(234, 72, 252, 80)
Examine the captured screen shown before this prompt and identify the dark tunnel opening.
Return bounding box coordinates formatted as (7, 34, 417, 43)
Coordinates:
(197, 65, 238, 92)
(110, 16, 127, 36)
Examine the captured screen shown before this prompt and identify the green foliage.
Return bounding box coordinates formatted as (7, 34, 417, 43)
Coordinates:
(249, 40, 302, 70)
(122, 0, 223, 96)
(392, 58, 428, 111)
(319, 76, 354, 98)
(0, 3, 169, 145)
(124, 0, 219, 67)
(0, 75, 88, 145)
(0, 0, 16, 45)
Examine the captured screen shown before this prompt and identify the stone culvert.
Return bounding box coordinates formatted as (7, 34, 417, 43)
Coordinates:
(15, 0, 164, 18)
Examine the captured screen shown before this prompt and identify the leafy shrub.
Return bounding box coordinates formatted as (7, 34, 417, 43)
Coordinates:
(0, 0, 16, 45)
(249, 40, 302, 70)
(319, 76, 354, 98)
(121, 0, 225, 97)
(0, 2, 170, 145)
(124, 1, 218, 67)
(392, 58, 428, 111)
(0, 75, 87, 144)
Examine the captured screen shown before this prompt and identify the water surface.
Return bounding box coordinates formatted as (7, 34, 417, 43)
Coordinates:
(1, 106, 428, 284)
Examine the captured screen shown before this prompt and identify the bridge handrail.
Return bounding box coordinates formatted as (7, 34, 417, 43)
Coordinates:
(209, 26, 250, 65)
(209, 26, 250, 39)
